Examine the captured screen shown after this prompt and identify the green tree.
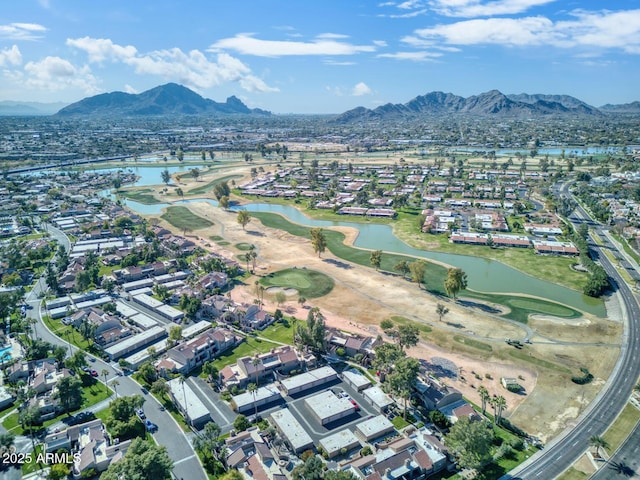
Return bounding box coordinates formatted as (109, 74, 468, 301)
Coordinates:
(444, 267, 468, 299)
(138, 361, 157, 385)
(292, 455, 326, 480)
(53, 375, 83, 414)
(491, 395, 507, 425)
(436, 302, 450, 322)
(219, 195, 230, 209)
(478, 385, 490, 416)
(237, 210, 251, 231)
(409, 260, 427, 288)
(589, 436, 610, 458)
(100, 437, 173, 480)
(310, 228, 327, 258)
(213, 181, 230, 200)
(161, 168, 171, 185)
(379, 319, 394, 331)
(394, 260, 410, 279)
(274, 291, 287, 306)
(234, 414, 250, 432)
(370, 249, 383, 271)
(396, 324, 420, 351)
(202, 362, 219, 383)
(67, 350, 88, 374)
(168, 325, 182, 347)
(445, 417, 494, 470)
(190, 167, 201, 182)
(248, 382, 259, 418)
(151, 378, 170, 400)
(372, 342, 405, 375)
(294, 307, 326, 353)
(47, 462, 71, 480)
(384, 356, 420, 419)
(193, 421, 226, 475)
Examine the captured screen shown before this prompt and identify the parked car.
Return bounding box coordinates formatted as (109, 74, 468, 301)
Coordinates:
(137, 409, 146, 420)
(144, 420, 158, 432)
(89, 370, 98, 377)
(350, 399, 360, 410)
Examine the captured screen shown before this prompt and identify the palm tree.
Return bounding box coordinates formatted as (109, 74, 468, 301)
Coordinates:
(252, 356, 261, 386)
(494, 395, 507, 425)
(112, 380, 119, 398)
(248, 383, 258, 419)
(589, 436, 609, 459)
(101, 369, 109, 393)
(478, 386, 490, 416)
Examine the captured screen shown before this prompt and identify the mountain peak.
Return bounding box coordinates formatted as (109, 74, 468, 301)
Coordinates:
(55, 84, 271, 117)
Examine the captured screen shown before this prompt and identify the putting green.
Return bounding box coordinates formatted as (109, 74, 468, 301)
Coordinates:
(260, 268, 334, 299)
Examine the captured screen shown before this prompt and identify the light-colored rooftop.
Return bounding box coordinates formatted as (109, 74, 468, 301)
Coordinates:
(355, 415, 395, 440)
(304, 390, 354, 421)
(319, 429, 361, 456)
(270, 408, 313, 452)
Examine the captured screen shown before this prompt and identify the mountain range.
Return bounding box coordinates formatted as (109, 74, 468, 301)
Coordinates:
(54, 83, 270, 117)
(1, 84, 639, 117)
(0, 101, 68, 116)
(333, 89, 628, 122)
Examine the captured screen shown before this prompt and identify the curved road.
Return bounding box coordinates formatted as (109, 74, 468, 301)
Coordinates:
(505, 183, 640, 479)
(22, 224, 207, 480)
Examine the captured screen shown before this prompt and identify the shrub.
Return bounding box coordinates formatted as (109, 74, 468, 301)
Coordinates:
(336, 347, 346, 357)
(571, 367, 594, 385)
(360, 446, 373, 456)
(485, 373, 493, 380)
(506, 383, 522, 393)
(300, 449, 315, 461)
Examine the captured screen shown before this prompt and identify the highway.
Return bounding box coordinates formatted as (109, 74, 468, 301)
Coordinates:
(505, 183, 640, 479)
(20, 224, 208, 480)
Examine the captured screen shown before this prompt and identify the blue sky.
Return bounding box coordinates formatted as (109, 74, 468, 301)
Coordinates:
(1, 0, 639, 113)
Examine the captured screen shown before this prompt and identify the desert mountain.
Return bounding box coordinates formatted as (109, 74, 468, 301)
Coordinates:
(55, 83, 270, 116)
(335, 90, 604, 122)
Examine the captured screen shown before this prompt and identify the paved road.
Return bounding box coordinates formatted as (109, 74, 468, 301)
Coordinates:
(504, 183, 640, 479)
(20, 225, 207, 480)
(590, 420, 640, 480)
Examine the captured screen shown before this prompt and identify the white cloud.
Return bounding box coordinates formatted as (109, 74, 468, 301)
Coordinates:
(352, 82, 373, 96)
(387, 8, 428, 18)
(0, 22, 47, 41)
(209, 33, 376, 57)
(324, 60, 356, 65)
(378, 51, 443, 61)
(412, 9, 640, 53)
(66, 37, 137, 63)
(0, 45, 22, 66)
(415, 16, 558, 46)
(123, 84, 138, 94)
(431, 0, 557, 18)
(67, 36, 278, 93)
(398, 0, 424, 9)
(23, 56, 100, 94)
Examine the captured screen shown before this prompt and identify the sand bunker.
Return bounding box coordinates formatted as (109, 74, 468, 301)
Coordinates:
(265, 286, 299, 296)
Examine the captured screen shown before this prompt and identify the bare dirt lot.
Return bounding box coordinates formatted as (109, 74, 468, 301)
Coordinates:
(141, 165, 622, 443)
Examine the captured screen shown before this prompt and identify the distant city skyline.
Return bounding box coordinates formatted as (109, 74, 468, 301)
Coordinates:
(1, 0, 639, 114)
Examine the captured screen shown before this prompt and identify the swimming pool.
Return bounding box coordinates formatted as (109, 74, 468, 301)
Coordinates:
(0, 345, 12, 361)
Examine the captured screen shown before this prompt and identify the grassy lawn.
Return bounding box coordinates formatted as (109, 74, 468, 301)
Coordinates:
(453, 335, 493, 352)
(389, 315, 432, 337)
(259, 268, 335, 299)
(187, 174, 242, 195)
(160, 205, 213, 231)
(258, 320, 297, 344)
(558, 468, 590, 480)
(391, 415, 411, 430)
(210, 235, 224, 241)
(610, 232, 640, 265)
(235, 242, 254, 251)
(602, 403, 640, 451)
(21, 444, 45, 476)
(211, 336, 282, 371)
(117, 188, 160, 204)
(508, 348, 572, 373)
(251, 211, 600, 321)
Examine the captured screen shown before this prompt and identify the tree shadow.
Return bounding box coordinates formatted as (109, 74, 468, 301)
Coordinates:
(247, 230, 266, 236)
(608, 461, 635, 477)
(457, 299, 502, 314)
(323, 258, 353, 269)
